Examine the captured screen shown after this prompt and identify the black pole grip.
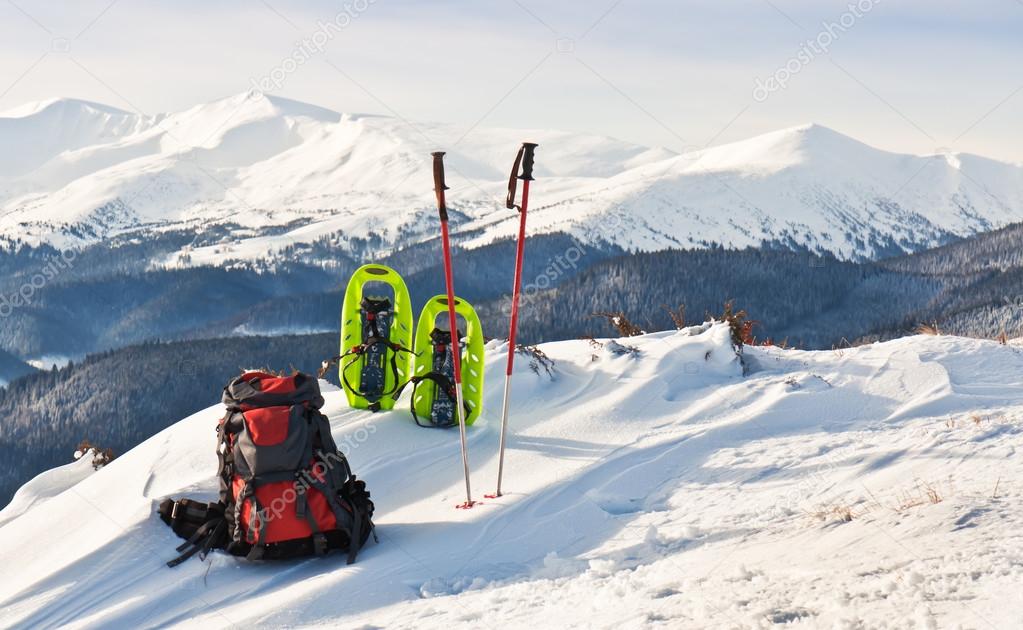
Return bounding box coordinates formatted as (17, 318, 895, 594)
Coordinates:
(519, 142, 538, 181)
(506, 142, 539, 209)
(432, 151, 449, 221)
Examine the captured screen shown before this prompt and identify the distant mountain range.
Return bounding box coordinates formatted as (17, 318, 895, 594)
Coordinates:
(2, 93, 1022, 267)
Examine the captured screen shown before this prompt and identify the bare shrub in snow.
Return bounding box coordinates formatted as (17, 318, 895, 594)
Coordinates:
(592, 311, 644, 337)
(74, 440, 115, 470)
(894, 480, 945, 512)
(718, 301, 750, 348)
(807, 503, 856, 523)
(582, 335, 640, 359)
(516, 344, 555, 379)
(662, 304, 686, 330)
(583, 336, 603, 362)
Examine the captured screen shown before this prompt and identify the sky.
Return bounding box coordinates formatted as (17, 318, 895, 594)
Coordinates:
(0, 0, 1021, 162)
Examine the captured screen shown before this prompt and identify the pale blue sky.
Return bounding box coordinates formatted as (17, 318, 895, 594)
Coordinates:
(1, 0, 1020, 161)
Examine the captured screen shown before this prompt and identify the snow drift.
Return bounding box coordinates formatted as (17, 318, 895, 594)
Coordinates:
(0, 323, 1020, 628)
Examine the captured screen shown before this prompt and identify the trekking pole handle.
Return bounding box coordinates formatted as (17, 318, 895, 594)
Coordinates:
(506, 142, 538, 210)
(432, 151, 449, 221)
(519, 142, 538, 181)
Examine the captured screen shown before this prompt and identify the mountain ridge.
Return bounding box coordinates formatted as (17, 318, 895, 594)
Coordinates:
(1, 93, 1022, 265)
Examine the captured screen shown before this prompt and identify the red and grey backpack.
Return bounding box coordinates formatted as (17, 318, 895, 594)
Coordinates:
(159, 371, 375, 566)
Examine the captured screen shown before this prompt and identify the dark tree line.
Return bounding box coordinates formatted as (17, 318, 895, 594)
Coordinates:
(470, 246, 945, 348)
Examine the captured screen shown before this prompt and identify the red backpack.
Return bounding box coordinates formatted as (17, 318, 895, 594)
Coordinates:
(160, 371, 375, 566)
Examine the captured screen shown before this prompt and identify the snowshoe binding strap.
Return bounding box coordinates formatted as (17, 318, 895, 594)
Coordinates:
(325, 298, 413, 411)
(327, 297, 413, 410)
(394, 328, 471, 428)
(353, 297, 396, 406)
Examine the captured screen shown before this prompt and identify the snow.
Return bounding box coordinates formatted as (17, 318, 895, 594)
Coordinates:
(1, 323, 1021, 628)
(470, 123, 1023, 258)
(2, 94, 1022, 263)
(0, 454, 100, 528)
(230, 324, 336, 337)
(0, 98, 151, 179)
(0, 92, 672, 256)
(25, 355, 74, 370)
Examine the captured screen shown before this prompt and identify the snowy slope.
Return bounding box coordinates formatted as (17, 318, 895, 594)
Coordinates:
(0, 452, 100, 528)
(0, 99, 151, 179)
(2, 94, 1022, 263)
(1, 323, 1021, 629)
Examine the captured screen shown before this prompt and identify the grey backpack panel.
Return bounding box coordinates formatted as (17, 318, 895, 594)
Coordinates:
(232, 405, 311, 479)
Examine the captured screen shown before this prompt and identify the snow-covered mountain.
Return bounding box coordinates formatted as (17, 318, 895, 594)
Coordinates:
(1, 325, 1020, 628)
(0, 98, 151, 179)
(0, 92, 671, 260)
(494, 124, 1023, 259)
(2, 93, 1022, 263)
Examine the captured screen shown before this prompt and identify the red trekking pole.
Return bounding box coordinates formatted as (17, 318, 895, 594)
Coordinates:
(431, 151, 475, 509)
(490, 142, 537, 498)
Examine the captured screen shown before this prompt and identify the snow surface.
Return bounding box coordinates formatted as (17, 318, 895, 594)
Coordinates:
(25, 355, 74, 370)
(1, 323, 1021, 628)
(2, 94, 1022, 263)
(479, 124, 1023, 259)
(0, 454, 100, 528)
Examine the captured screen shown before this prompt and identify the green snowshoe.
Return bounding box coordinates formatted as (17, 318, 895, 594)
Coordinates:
(339, 264, 414, 411)
(402, 295, 485, 427)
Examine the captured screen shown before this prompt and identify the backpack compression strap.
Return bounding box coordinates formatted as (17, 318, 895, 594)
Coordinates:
(168, 517, 228, 567)
(159, 499, 229, 567)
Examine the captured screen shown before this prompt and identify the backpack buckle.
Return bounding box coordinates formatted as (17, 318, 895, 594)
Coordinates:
(313, 533, 328, 556)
